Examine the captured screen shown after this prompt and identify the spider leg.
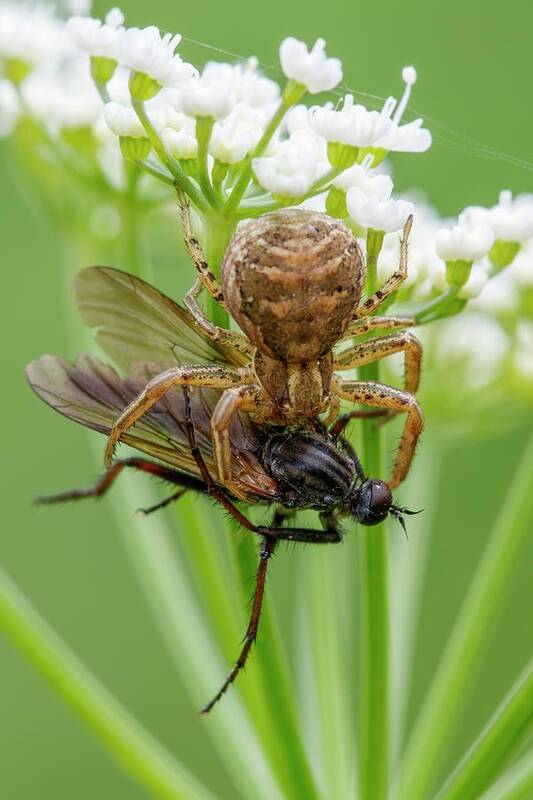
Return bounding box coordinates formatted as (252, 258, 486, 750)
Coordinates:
(340, 314, 415, 342)
(334, 331, 423, 396)
(210, 385, 267, 500)
(35, 457, 205, 506)
(104, 364, 249, 467)
(335, 378, 424, 488)
(178, 189, 226, 304)
(355, 216, 413, 318)
(184, 277, 254, 356)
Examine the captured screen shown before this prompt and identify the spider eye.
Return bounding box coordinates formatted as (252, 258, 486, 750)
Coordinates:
(354, 479, 392, 526)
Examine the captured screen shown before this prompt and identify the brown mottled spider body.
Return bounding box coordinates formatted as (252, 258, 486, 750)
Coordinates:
(222, 209, 364, 419)
(104, 204, 424, 497)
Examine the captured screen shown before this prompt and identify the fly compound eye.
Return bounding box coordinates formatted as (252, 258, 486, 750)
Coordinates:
(354, 479, 393, 526)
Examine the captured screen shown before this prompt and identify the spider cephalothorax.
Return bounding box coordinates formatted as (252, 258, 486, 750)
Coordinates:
(102, 203, 424, 498)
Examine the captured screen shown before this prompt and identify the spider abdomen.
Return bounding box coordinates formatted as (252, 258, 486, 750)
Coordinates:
(222, 208, 364, 362)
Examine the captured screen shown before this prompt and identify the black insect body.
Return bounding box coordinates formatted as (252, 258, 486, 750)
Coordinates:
(261, 430, 395, 526)
(27, 266, 416, 713)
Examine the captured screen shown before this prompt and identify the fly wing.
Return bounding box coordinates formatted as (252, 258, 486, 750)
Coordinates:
(26, 354, 278, 500)
(75, 267, 249, 372)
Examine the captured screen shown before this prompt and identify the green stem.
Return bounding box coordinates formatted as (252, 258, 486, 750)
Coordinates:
(358, 228, 389, 800)
(134, 160, 175, 186)
(396, 431, 533, 800)
(203, 216, 236, 328)
(132, 99, 209, 213)
(196, 117, 219, 208)
(478, 751, 533, 800)
(0, 566, 214, 800)
(390, 439, 443, 770)
(68, 237, 286, 800)
(224, 99, 289, 214)
(413, 287, 465, 325)
(435, 660, 533, 800)
(304, 545, 355, 798)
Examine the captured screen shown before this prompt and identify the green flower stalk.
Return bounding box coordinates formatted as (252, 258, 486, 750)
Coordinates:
(1, 3, 533, 800)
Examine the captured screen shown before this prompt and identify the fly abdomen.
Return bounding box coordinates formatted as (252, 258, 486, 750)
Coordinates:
(261, 431, 355, 509)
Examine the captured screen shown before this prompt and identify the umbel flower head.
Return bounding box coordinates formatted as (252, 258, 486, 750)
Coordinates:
(2, 1, 533, 406)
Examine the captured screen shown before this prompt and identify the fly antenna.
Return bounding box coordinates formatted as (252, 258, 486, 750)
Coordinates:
(389, 505, 423, 541)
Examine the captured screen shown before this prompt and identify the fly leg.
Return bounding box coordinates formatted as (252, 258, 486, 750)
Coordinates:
(329, 408, 388, 441)
(201, 534, 277, 714)
(180, 387, 342, 712)
(35, 457, 205, 507)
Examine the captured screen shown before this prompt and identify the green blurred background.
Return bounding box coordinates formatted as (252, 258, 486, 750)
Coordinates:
(1, 0, 532, 797)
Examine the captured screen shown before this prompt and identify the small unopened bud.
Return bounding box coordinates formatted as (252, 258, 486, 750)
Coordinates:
(119, 135, 151, 161)
(91, 55, 118, 85)
(129, 71, 162, 101)
(489, 239, 521, 271)
(445, 259, 473, 289)
(326, 186, 347, 217)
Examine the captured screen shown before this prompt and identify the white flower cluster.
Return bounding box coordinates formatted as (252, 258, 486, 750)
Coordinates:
(1, 2, 532, 397)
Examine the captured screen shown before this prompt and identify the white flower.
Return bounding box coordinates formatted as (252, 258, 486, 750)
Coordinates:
(310, 95, 391, 147)
(210, 106, 263, 164)
(460, 191, 533, 243)
(508, 241, 533, 287)
(346, 187, 414, 232)
(375, 118, 431, 153)
(162, 126, 197, 159)
(253, 130, 327, 197)
(284, 104, 317, 135)
(309, 68, 430, 153)
(458, 263, 489, 299)
(279, 37, 342, 94)
(67, 7, 124, 60)
(104, 102, 146, 137)
(0, 79, 20, 137)
(180, 76, 233, 119)
(22, 69, 102, 129)
(0, 3, 68, 68)
(435, 223, 495, 261)
(118, 26, 197, 88)
(333, 160, 393, 200)
(373, 67, 432, 153)
(202, 59, 280, 111)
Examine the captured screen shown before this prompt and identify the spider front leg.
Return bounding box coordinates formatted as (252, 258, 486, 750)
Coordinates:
(210, 385, 268, 499)
(355, 215, 413, 318)
(334, 331, 423, 397)
(334, 378, 424, 488)
(178, 191, 225, 304)
(340, 313, 415, 342)
(104, 364, 250, 466)
(179, 197, 254, 356)
(184, 278, 254, 356)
